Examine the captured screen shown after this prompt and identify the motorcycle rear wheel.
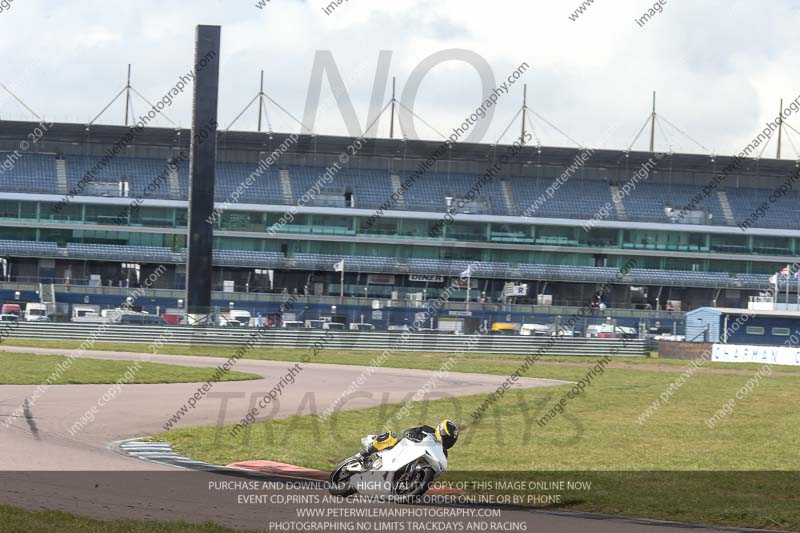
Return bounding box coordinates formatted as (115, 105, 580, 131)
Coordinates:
(392, 465, 435, 502)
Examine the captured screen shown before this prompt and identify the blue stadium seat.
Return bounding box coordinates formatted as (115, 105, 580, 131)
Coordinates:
(0, 153, 58, 194)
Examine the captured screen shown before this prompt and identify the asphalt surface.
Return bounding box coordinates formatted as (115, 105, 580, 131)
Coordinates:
(0, 346, 792, 533)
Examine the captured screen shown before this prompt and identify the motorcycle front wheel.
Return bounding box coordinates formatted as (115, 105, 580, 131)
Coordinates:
(328, 456, 361, 496)
(392, 464, 435, 501)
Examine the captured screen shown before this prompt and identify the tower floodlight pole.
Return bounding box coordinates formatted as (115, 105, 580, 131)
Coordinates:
(258, 70, 265, 132)
(521, 84, 528, 145)
(124, 64, 132, 126)
(389, 77, 397, 139)
(777, 99, 784, 159)
(649, 90, 656, 152)
(185, 25, 221, 325)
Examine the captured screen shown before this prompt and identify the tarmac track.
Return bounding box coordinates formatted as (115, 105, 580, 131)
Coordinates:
(0, 346, 790, 533)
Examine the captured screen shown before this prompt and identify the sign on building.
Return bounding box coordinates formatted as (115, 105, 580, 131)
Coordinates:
(712, 343, 800, 367)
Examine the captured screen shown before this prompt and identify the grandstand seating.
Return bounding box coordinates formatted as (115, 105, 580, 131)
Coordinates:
(724, 186, 800, 229)
(400, 172, 508, 214)
(621, 183, 725, 223)
(212, 249, 284, 266)
(63, 156, 173, 197)
(0, 235, 781, 290)
(215, 161, 283, 203)
(65, 243, 180, 263)
(2, 154, 799, 229)
(289, 166, 394, 208)
(0, 153, 58, 193)
(508, 175, 616, 219)
(0, 239, 60, 257)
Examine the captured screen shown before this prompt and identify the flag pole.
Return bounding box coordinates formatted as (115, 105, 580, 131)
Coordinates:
(773, 273, 778, 308)
(796, 271, 799, 312)
(785, 268, 789, 311)
(340, 260, 344, 302)
(466, 266, 471, 306)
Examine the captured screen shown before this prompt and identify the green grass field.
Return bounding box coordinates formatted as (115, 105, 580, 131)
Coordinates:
(147, 344, 798, 530)
(4, 337, 800, 375)
(0, 352, 260, 385)
(3, 338, 799, 529)
(0, 505, 258, 533)
(159, 368, 800, 530)
(160, 367, 800, 472)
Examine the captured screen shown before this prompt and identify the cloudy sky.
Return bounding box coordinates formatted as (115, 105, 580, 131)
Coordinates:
(1, 0, 798, 158)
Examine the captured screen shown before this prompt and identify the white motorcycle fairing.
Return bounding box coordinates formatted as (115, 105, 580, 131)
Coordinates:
(371, 434, 447, 472)
(347, 434, 447, 496)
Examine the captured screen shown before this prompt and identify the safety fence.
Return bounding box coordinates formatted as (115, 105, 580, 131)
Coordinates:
(4, 323, 650, 356)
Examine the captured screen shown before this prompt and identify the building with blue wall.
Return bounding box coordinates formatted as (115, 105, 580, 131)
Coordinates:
(685, 307, 800, 345)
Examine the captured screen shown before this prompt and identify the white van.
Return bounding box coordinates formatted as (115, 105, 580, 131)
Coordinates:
(71, 304, 105, 323)
(520, 323, 549, 336)
(349, 323, 375, 332)
(24, 303, 50, 322)
(228, 309, 252, 327)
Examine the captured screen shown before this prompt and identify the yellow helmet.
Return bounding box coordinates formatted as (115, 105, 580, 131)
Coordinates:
(435, 419, 459, 449)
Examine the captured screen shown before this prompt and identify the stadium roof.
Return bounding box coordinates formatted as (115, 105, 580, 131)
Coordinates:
(0, 119, 798, 178)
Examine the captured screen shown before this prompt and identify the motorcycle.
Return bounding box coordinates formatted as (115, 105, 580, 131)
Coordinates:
(328, 432, 447, 500)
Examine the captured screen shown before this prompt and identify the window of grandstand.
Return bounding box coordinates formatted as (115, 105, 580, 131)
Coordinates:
(772, 327, 791, 336)
(308, 188, 348, 208)
(664, 207, 710, 225)
(84, 180, 127, 197)
(745, 326, 765, 335)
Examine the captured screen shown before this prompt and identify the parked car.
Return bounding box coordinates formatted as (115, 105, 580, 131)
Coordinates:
(548, 325, 578, 337)
(160, 314, 183, 325)
(595, 325, 638, 339)
(653, 334, 685, 341)
(349, 323, 376, 332)
(489, 323, 519, 335)
(1, 303, 21, 317)
(119, 314, 167, 325)
(227, 309, 252, 327)
(520, 323, 549, 336)
(71, 304, 105, 323)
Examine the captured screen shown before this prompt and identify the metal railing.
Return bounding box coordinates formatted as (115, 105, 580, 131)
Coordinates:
(3, 323, 650, 356)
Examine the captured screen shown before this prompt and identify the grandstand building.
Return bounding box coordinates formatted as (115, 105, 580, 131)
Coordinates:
(0, 120, 796, 327)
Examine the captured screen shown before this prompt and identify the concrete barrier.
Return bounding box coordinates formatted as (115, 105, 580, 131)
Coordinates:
(657, 341, 712, 360)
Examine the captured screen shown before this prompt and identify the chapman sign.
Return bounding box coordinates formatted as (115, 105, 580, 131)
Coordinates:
(712, 344, 800, 367)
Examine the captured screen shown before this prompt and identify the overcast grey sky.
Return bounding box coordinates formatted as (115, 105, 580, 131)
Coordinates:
(1, 0, 798, 158)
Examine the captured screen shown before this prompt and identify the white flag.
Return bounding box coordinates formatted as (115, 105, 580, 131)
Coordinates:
(769, 274, 778, 285)
(334, 260, 344, 272)
(460, 266, 471, 279)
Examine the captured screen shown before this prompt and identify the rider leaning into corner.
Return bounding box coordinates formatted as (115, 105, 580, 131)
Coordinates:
(359, 419, 459, 460)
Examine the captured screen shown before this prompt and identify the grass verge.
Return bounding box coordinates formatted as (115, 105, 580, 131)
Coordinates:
(0, 504, 258, 533)
(3, 338, 798, 375)
(0, 352, 260, 385)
